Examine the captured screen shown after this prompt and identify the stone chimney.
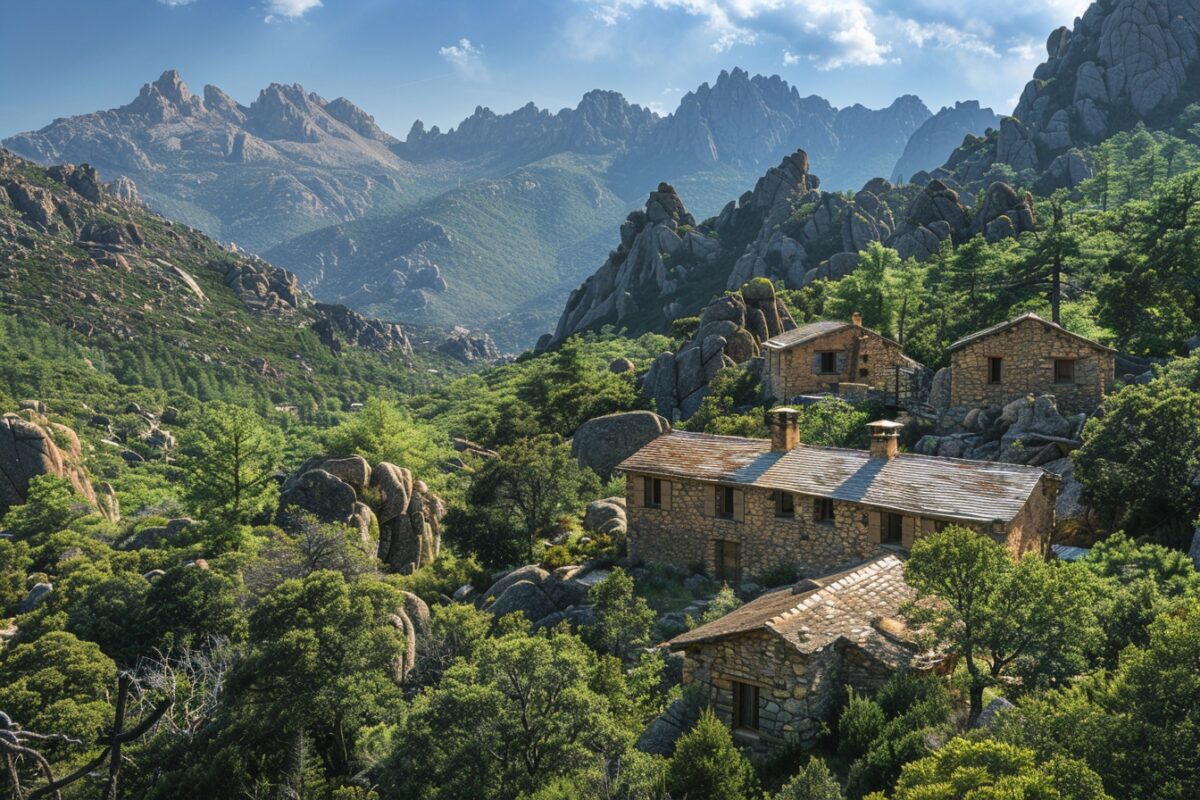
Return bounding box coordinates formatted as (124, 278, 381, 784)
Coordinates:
(852, 311, 863, 327)
(866, 419, 903, 460)
(768, 407, 800, 452)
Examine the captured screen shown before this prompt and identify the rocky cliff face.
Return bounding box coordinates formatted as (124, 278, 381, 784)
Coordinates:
(3, 70, 410, 252)
(890, 101, 1001, 184)
(549, 148, 1036, 346)
(936, 0, 1200, 192)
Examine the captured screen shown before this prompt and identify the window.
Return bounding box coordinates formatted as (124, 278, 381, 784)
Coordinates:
(715, 540, 741, 585)
(934, 519, 950, 532)
(815, 497, 835, 523)
(643, 477, 662, 508)
(775, 491, 795, 518)
(733, 682, 759, 731)
(1054, 358, 1076, 384)
(819, 351, 838, 374)
(859, 368, 870, 378)
(883, 512, 904, 544)
(988, 357, 1003, 384)
(719, 486, 736, 519)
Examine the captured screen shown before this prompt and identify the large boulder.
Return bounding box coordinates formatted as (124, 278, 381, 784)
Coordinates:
(277, 469, 358, 525)
(0, 413, 98, 517)
(481, 565, 551, 604)
(486, 580, 558, 622)
(583, 497, 628, 538)
(571, 411, 670, 480)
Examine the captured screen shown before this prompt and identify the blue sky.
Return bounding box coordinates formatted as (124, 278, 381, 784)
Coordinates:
(0, 0, 1091, 140)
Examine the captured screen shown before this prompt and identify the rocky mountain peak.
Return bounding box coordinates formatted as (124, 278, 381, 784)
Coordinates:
(123, 69, 204, 121)
(324, 97, 397, 143)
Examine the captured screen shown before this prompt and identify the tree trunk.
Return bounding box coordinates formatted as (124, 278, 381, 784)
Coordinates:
(103, 674, 130, 800)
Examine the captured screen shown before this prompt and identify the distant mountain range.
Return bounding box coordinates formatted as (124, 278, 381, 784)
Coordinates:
(3, 68, 997, 348)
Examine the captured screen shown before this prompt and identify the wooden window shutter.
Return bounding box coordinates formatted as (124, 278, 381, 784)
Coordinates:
(920, 518, 936, 535)
(628, 474, 643, 508)
(836, 351, 849, 374)
(868, 509, 882, 544)
(702, 484, 715, 517)
(661, 480, 672, 511)
(732, 489, 745, 522)
(811, 352, 823, 374)
(902, 516, 916, 548)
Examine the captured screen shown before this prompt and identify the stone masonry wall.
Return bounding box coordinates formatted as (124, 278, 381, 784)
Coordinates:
(625, 473, 1056, 580)
(765, 326, 916, 402)
(949, 317, 1115, 411)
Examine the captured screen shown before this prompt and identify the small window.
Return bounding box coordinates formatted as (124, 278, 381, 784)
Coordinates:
(988, 357, 1003, 384)
(815, 497, 835, 523)
(883, 512, 904, 544)
(1054, 359, 1075, 384)
(775, 491, 795, 518)
(719, 486, 735, 519)
(733, 681, 759, 731)
(643, 477, 662, 508)
(715, 539, 741, 585)
(859, 368, 870, 378)
(934, 519, 950, 532)
(819, 351, 838, 374)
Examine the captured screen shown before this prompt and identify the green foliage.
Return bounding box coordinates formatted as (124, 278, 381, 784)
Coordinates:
(457, 434, 600, 563)
(796, 398, 872, 448)
(0, 630, 116, 743)
(1, 474, 83, 543)
(666, 707, 761, 800)
(0, 536, 32, 612)
(693, 582, 742, 627)
(890, 737, 1111, 799)
(324, 397, 451, 483)
(685, 363, 768, 437)
(905, 527, 1103, 719)
(379, 622, 635, 800)
(1074, 378, 1200, 548)
(176, 401, 284, 527)
(586, 567, 657, 660)
(838, 691, 887, 761)
(775, 756, 844, 800)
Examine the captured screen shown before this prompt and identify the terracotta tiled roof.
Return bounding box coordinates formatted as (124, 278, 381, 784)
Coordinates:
(670, 555, 930, 668)
(947, 312, 1117, 353)
(617, 431, 1048, 523)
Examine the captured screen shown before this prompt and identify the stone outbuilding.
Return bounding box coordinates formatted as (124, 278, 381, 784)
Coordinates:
(618, 411, 1058, 582)
(947, 313, 1116, 411)
(761, 314, 920, 402)
(670, 554, 941, 750)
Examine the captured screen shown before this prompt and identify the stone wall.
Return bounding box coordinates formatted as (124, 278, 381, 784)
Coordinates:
(949, 318, 1114, 411)
(764, 326, 915, 402)
(1001, 472, 1058, 556)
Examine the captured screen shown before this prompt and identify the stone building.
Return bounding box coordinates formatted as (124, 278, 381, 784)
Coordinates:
(669, 554, 941, 750)
(618, 412, 1058, 582)
(948, 313, 1116, 411)
(761, 314, 920, 402)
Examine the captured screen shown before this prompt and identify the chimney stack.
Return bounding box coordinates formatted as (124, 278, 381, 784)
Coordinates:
(852, 311, 863, 327)
(866, 419, 903, 460)
(768, 407, 800, 452)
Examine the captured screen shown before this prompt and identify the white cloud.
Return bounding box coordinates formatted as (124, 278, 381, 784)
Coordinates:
(783, 49, 800, 65)
(439, 38, 490, 82)
(895, 19, 998, 58)
(157, 0, 196, 6)
(264, 0, 321, 23)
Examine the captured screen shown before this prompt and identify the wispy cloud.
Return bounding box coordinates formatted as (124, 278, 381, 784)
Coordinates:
(157, 0, 196, 6)
(439, 38, 489, 82)
(264, 0, 321, 23)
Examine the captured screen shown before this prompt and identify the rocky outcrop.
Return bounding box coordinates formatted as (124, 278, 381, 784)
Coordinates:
(312, 302, 413, 356)
(277, 455, 444, 572)
(937, 0, 1200, 191)
(0, 412, 101, 518)
(583, 497, 628, 539)
(478, 563, 606, 630)
(916, 394, 1086, 466)
(437, 326, 499, 363)
(571, 412, 670, 480)
(890, 101, 1001, 184)
(643, 281, 795, 420)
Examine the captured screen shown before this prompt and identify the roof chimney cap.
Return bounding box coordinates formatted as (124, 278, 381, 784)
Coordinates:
(852, 312, 863, 326)
(866, 419, 904, 436)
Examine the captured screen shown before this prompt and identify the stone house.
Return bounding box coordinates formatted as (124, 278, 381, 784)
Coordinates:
(669, 554, 941, 750)
(948, 313, 1116, 411)
(618, 411, 1058, 582)
(762, 314, 921, 402)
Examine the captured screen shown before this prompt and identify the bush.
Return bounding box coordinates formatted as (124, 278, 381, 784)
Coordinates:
(837, 691, 886, 761)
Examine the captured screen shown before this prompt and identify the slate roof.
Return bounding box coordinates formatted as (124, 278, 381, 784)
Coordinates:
(617, 430, 1048, 523)
(948, 312, 1117, 353)
(762, 320, 850, 351)
(670, 554, 932, 668)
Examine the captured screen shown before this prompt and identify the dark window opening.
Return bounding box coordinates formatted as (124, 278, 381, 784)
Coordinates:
(988, 357, 1003, 384)
(643, 477, 662, 508)
(733, 681, 760, 731)
(815, 498, 835, 523)
(859, 368, 870, 378)
(775, 491, 795, 518)
(819, 351, 838, 374)
(1054, 359, 1075, 384)
(883, 512, 904, 544)
(719, 486, 735, 519)
(934, 519, 950, 532)
(715, 540, 741, 585)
